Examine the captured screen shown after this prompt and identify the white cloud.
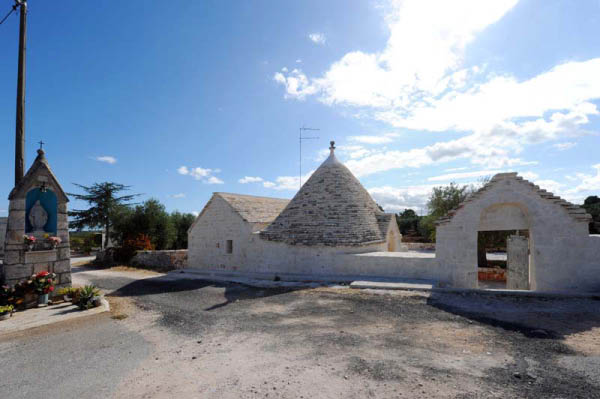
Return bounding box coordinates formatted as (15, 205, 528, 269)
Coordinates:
(273, 69, 318, 100)
(296, 59, 302, 63)
(552, 142, 577, 151)
(95, 156, 117, 164)
(308, 33, 326, 45)
(207, 176, 224, 185)
(348, 133, 399, 145)
(191, 211, 200, 217)
(170, 193, 186, 199)
(444, 167, 468, 172)
(368, 185, 436, 214)
(239, 176, 264, 184)
(178, 165, 224, 184)
(262, 171, 314, 191)
(566, 164, 600, 195)
(177, 166, 189, 175)
(0, 209, 7, 214)
(274, 1, 600, 174)
(427, 170, 501, 182)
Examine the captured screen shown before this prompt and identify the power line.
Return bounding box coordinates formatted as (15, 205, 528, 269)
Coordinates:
(0, 3, 17, 25)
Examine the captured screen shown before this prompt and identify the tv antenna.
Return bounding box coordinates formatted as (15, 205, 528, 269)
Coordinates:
(299, 126, 319, 189)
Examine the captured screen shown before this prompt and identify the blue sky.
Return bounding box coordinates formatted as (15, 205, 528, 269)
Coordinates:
(1, 0, 599, 217)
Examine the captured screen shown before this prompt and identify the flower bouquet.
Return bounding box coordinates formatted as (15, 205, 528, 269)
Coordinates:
(31, 271, 56, 307)
(47, 236, 62, 249)
(23, 235, 36, 251)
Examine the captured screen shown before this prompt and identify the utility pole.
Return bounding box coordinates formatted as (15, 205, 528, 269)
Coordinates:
(299, 126, 319, 189)
(14, 0, 27, 186)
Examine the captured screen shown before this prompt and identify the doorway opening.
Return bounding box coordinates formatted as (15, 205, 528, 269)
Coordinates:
(477, 230, 530, 290)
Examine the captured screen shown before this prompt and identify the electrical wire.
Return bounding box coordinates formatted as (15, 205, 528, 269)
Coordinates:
(0, 3, 17, 25)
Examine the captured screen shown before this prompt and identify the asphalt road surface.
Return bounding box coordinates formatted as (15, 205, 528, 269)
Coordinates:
(1, 266, 599, 399)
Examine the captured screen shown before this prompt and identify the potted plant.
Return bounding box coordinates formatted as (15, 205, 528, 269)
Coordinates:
(31, 271, 56, 307)
(0, 285, 16, 307)
(23, 235, 36, 251)
(70, 287, 81, 304)
(13, 279, 36, 310)
(47, 236, 62, 249)
(77, 285, 101, 310)
(56, 287, 78, 302)
(0, 305, 14, 321)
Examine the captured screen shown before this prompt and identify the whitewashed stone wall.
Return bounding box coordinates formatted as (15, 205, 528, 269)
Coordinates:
(188, 196, 443, 282)
(0, 217, 7, 257)
(436, 173, 600, 292)
(188, 173, 599, 293)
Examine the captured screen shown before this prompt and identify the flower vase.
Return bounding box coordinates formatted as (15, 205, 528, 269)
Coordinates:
(37, 293, 49, 307)
(27, 244, 34, 251)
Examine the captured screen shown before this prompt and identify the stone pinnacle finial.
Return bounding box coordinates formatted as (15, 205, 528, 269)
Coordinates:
(329, 140, 335, 155)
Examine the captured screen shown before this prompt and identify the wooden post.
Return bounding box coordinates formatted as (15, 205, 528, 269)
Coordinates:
(15, 0, 27, 186)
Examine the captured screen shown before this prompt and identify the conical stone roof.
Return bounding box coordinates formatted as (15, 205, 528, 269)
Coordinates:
(260, 141, 391, 246)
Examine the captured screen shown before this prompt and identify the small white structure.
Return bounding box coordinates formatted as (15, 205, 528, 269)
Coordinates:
(188, 192, 290, 272)
(436, 172, 600, 292)
(188, 141, 405, 277)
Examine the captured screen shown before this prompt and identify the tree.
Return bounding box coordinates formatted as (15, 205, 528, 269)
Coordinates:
(171, 211, 196, 249)
(427, 182, 470, 218)
(112, 199, 176, 250)
(68, 182, 139, 248)
(396, 208, 419, 234)
(583, 196, 600, 234)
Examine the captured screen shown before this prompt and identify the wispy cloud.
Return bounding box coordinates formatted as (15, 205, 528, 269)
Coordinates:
(239, 176, 264, 184)
(95, 156, 117, 164)
(552, 142, 577, 151)
(427, 170, 501, 182)
(178, 166, 224, 184)
(348, 133, 399, 145)
(170, 193, 186, 199)
(262, 171, 314, 191)
(308, 33, 326, 45)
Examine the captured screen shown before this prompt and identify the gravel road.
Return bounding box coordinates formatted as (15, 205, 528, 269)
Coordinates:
(1, 266, 599, 399)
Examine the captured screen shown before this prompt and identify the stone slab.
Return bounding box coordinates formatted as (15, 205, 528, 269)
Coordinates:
(24, 250, 57, 264)
(0, 298, 109, 336)
(350, 280, 437, 290)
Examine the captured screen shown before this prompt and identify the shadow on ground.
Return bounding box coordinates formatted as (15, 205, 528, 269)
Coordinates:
(426, 291, 600, 340)
(106, 273, 300, 311)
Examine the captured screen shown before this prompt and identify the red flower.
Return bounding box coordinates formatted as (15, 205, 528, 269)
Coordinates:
(49, 286, 54, 292)
(37, 271, 49, 278)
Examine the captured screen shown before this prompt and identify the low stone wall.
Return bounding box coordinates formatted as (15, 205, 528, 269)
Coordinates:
(403, 242, 435, 251)
(130, 250, 188, 272)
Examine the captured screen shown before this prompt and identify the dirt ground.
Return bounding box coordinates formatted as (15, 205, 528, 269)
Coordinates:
(83, 269, 600, 399)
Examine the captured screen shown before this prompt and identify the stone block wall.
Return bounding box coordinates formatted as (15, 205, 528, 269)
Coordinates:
(2, 197, 71, 290)
(130, 250, 188, 272)
(0, 217, 7, 257)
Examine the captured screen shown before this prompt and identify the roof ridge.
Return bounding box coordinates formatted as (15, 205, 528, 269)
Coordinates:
(436, 172, 591, 226)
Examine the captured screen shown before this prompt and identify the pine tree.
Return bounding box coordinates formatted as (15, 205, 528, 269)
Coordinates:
(68, 182, 139, 248)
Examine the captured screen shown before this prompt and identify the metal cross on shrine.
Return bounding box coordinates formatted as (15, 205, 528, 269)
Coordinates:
(38, 140, 45, 150)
